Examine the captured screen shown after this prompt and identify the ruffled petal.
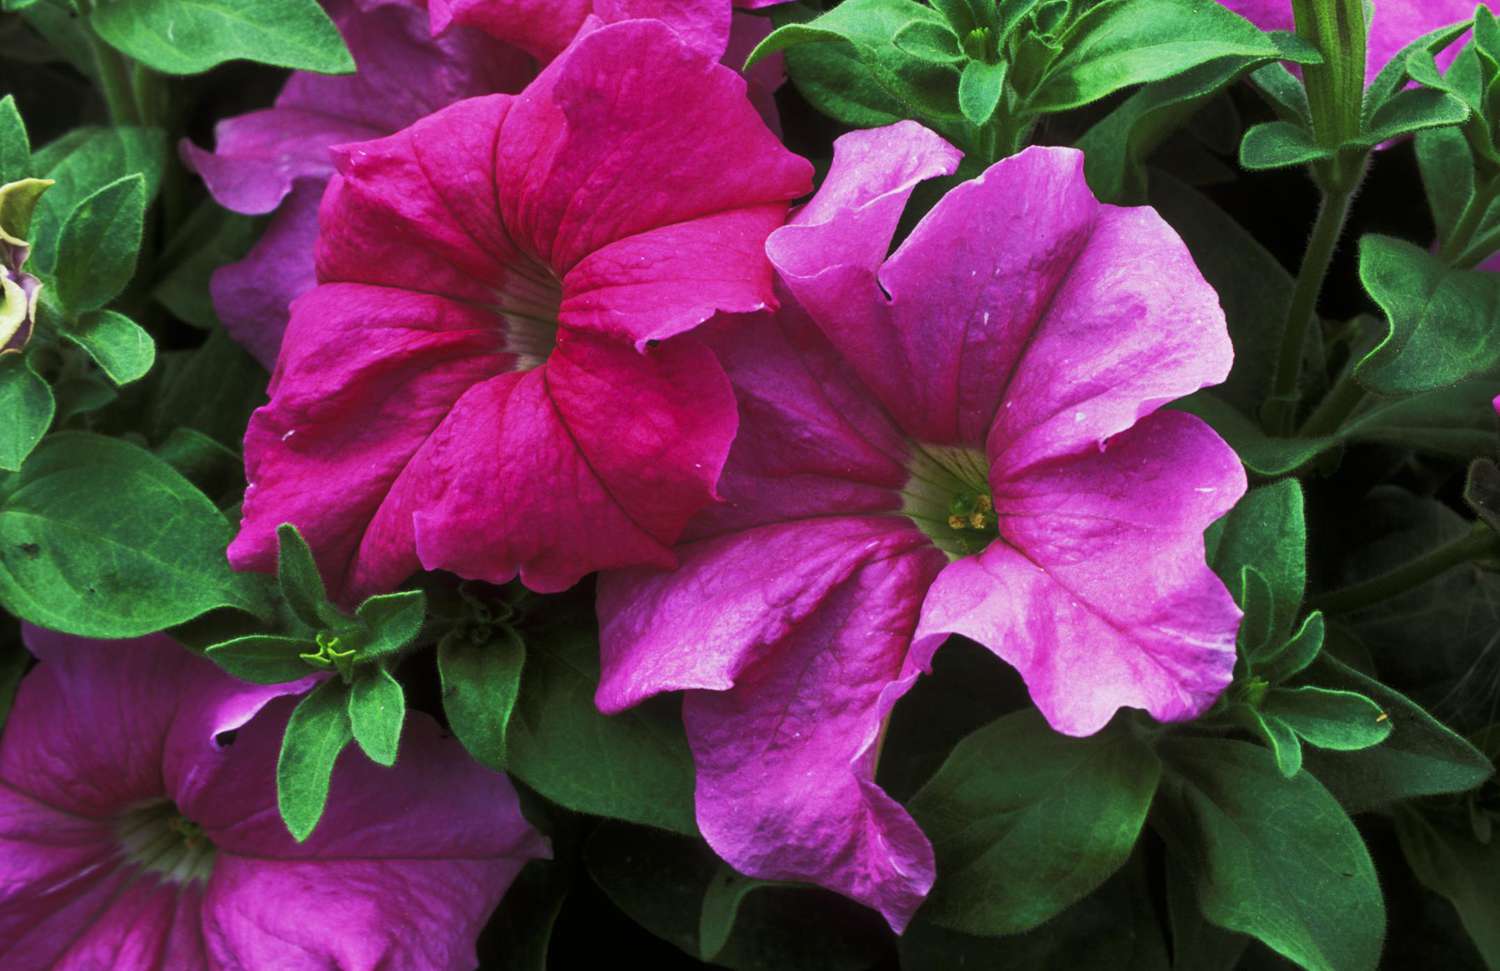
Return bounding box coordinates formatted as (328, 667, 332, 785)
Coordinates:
(914, 411, 1245, 735)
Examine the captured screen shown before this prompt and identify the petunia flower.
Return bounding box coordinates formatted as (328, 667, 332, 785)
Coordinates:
(1218, 0, 1475, 82)
(595, 123, 1247, 931)
(0, 626, 548, 970)
(228, 17, 812, 602)
(182, 0, 533, 367)
(428, 0, 788, 63)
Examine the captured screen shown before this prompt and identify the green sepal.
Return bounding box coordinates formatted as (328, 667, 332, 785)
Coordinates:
(957, 58, 1006, 126)
(353, 588, 426, 660)
(275, 522, 333, 631)
(206, 634, 318, 684)
(438, 626, 525, 772)
(348, 664, 404, 767)
(1239, 120, 1332, 170)
(1234, 705, 1303, 777)
(1256, 610, 1326, 683)
(1235, 565, 1275, 658)
(891, 19, 964, 64)
(276, 678, 353, 842)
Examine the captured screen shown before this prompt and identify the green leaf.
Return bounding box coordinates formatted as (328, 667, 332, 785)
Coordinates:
(1166, 850, 1249, 971)
(891, 19, 963, 63)
(1240, 706, 1303, 777)
(507, 617, 697, 835)
(148, 330, 267, 448)
(1156, 737, 1385, 971)
(438, 627, 524, 772)
(1025, 0, 1295, 115)
(1264, 686, 1393, 751)
(0, 628, 28, 732)
(63, 309, 155, 384)
(91, 0, 355, 75)
(0, 354, 53, 473)
(154, 426, 242, 504)
(698, 866, 779, 963)
(1257, 610, 1326, 683)
(586, 821, 890, 971)
(957, 58, 1006, 126)
(1300, 654, 1493, 812)
(277, 678, 352, 841)
(30, 126, 165, 278)
(0, 432, 270, 637)
(276, 522, 331, 631)
(1235, 565, 1275, 657)
(1356, 234, 1500, 396)
(1179, 378, 1500, 477)
(348, 665, 403, 767)
(353, 589, 425, 659)
(54, 173, 145, 315)
(1395, 806, 1500, 968)
(753, 0, 963, 137)
(900, 855, 1170, 971)
(1206, 480, 1306, 643)
(1248, 62, 1311, 124)
(152, 200, 261, 328)
(206, 634, 315, 684)
(0, 95, 29, 184)
(1080, 55, 1267, 203)
(908, 710, 1159, 936)
(1359, 88, 1470, 147)
(1239, 120, 1333, 170)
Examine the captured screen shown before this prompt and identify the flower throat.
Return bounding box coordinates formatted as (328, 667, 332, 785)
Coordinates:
(900, 444, 999, 558)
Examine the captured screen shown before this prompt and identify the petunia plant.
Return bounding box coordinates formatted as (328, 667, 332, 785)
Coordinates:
(1, 0, 1499, 968)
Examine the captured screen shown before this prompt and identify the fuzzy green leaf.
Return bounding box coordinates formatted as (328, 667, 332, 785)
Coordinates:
(0, 95, 30, 184)
(54, 173, 145, 315)
(438, 626, 525, 772)
(64, 309, 155, 384)
(277, 678, 352, 841)
(1264, 685, 1393, 751)
(909, 710, 1159, 935)
(91, 0, 354, 75)
(348, 665, 403, 766)
(0, 354, 53, 473)
(1206, 480, 1307, 644)
(353, 588, 425, 660)
(206, 634, 315, 685)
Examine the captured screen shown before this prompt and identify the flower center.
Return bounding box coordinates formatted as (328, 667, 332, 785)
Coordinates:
(115, 799, 216, 885)
(901, 443, 999, 558)
(495, 258, 563, 371)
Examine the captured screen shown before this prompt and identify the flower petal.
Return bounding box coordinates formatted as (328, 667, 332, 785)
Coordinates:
(410, 330, 736, 592)
(599, 519, 944, 931)
(914, 411, 1246, 735)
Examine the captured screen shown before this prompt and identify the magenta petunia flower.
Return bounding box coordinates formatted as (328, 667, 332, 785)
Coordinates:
(429, 0, 788, 62)
(182, 0, 533, 367)
(595, 123, 1247, 931)
(0, 627, 548, 970)
(1218, 0, 1474, 82)
(228, 17, 812, 602)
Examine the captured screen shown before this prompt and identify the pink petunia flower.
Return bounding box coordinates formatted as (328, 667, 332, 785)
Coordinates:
(1219, 0, 1475, 83)
(0, 627, 548, 970)
(428, 0, 788, 62)
(595, 123, 1247, 931)
(181, 0, 533, 368)
(228, 17, 812, 602)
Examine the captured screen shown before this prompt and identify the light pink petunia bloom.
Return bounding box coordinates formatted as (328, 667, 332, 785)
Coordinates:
(228, 17, 813, 603)
(1218, 0, 1475, 83)
(0, 627, 548, 970)
(596, 123, 1247, 932)
(181, 0, 533, 368)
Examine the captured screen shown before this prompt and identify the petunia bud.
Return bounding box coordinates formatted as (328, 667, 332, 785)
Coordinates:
(0, 177, 51, 356)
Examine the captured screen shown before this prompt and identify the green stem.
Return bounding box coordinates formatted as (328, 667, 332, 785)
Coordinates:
(87, 35, 141, 126)
(1439, 179, 1499, 265)
(1309, 524, 1499, 614)
(1267, 181, 1358, 435)
(1297, 367, 1366, 438)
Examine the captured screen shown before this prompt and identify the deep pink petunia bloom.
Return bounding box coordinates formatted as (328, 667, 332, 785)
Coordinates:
(428, 0, 787, 62)
(596, 123, 1246, 931)
(0, 627, 548, 970)
(1218, 0, 1474, 83)
(228, 17, 812, 602)
(182, 0, 532, 367)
